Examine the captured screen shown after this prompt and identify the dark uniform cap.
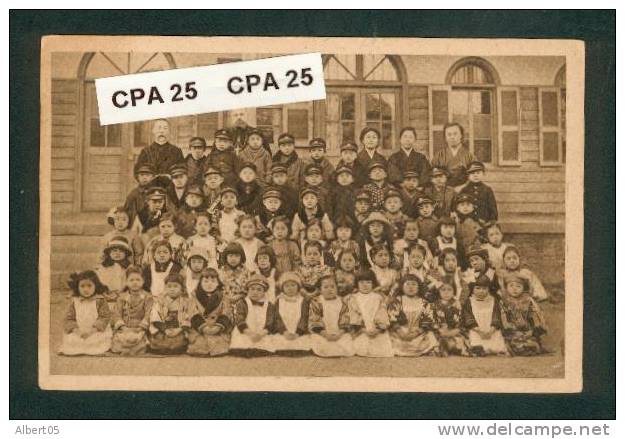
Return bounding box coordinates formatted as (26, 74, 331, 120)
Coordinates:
(384, 189, 402, 201)
(431, 166, 450, 177)
(239, 162, 257, 173)
(454, 193, 475, 205)
(335, 166, 353, 176)
(340, 141, 358, 153)
(416, 195, 435, 206)
(219, 186, 238, 197)
(146, 186, 167, 200)
(246, 127, 264, 139)
(189, 137, 207, 148)
(368, 161, 387, 173)
(277, 133, 295, 145)
(300, 187, 319, 199)
(203, 166, 222, 177)
(186, 185, 204, 197)
(466, 244, 489, 260)
(169, 163, 188, 176)
(355, 190, 372, 201)
(304, 163, 323, 176)
(214, 129, 232, 140)
(309, 137, 327, 149)
(262, 189, 282, 200)
(402, 170, 420, 179)
(134, 163, 156, 176)
(271, 163, 288, 174)
(467, 161, 486, 174)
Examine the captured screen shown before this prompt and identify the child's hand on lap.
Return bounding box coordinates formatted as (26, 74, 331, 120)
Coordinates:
(284, 332, 298, 340)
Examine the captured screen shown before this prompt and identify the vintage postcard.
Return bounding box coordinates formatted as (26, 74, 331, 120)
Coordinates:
(38, 36, 584, 392)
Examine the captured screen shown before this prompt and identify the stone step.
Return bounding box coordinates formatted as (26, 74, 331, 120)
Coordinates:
(51, 253, 100, 272)
(52, 222, 109, 236)
(51, 235, 104, 254)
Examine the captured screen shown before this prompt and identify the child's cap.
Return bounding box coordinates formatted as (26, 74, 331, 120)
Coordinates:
(169, 163, 188, 177)
(308, 137, 326, 150)
(204, 166, 222, 177)
(466, 244, 489, 261)
(335, 166, 353, 177)
(416, 195, 435, 206)
(146, 186, 167, 200)
(164, 272, 185, 287)
(239, 162, 257, 174)
(304, 163, 323, 176)
(189, 137, 207, 148)
(277, 271, 302, 289)
(105, 236, 132, 253)
(402, 170, 420, 180)
(431, 166, 449, 177)
(454, 193, 475, 206)
(367, 161, 387, 173)
(214, 129, 232, 140)
(271, 163, 288, 175)
(246, 127, 264, 140)
(186, 185, 204, 198)
(246, 273, 269, 290)
(262, 189, 282, 201)
(467, 161, 486, 174)
(384, 189, 402, 201)
(300, 187, 319, 199)
(277, 133, 295, 145)
(362, 211, 392, 228)
(187, 247, 209, 263)
(340, 141, 358, 153)
(134, 163, 155, 176)
(355, 189, 372, 202)
(503, 272, 529, 290)
(219, 186, 238, 197)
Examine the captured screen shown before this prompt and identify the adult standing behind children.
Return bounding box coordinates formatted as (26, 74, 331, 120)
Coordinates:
(355, 127, 387, 174)
(431, 122, 475, 188)
(135, 119, 184, 177)
(388, 127, 431, 188)
(227, 108, 272, 155)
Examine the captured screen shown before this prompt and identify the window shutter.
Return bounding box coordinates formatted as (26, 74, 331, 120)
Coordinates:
(428, 85, 451, 159)
(497, 87, 521, 166)
(538, 87, 563, 166)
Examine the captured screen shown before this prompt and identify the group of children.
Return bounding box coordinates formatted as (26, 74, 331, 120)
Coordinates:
(59, 125, 550, 359)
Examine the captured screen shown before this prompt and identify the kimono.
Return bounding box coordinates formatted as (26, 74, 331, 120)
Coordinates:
(308, 296, 354, 357)
(423, 184, 456, 219)
(388, 148, 431, 187)
(96, 263, 127, 301)
(431, 145, 474, 187)
(59, 295, 112, 356)
(185, 154, 208, 187)
(272, 151, 304, 193)
(431, 266, 470, 304)
(402, 266, 444, 303)
(328, 239, 360, 263)
(362, 182, 397, 211)
(239, 145, 273, 183)
(271, 295, 311, 352)
(482, 242, 511, 271)
(335, 269, 357, 297)
(384, 210, 410, 239)
(463, 267, 499, 297)
(212, 208, 245, 247)
(297, 263, 334, 299)
(175, 207, 201, 239)
(187, 289, 232, 356)
(235, 180, 264, 216)
(230, 297, 277, 353)
(393, 238, 434, 271)
(359, 237, 394, 270)
(207, 148, 239, 186)
(371, 265, 400, 297)
(186, 234, 219, 269)
(388, 295, 440, 356)
(235, 237, 264, 272)
(144, 233, 188, 266)
(330, 185, 357, 223)
(496, 267, 549, 301)
(433, 297, 469, 356)
(334, 159, 367, 188)
(219, 265, 253, 306)
(269, 239, 301, 273)
(148, 294, 193, 354)
(111, 290, 153, 355)
(183, 267, 204, 297)
(460, 181, 498, 223)
(462, 295, 509, 355)
(291, 207, 334, 242)
(347, 291, 393, 357)
(142, 261, 182, 298)
(500, 293, 547, 356)
(355, 149, 387, 177)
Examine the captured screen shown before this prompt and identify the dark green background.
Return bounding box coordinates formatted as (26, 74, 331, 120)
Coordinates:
(10, 10, 615, 419)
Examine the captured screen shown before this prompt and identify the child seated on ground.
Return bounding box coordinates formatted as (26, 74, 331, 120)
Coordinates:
(142, 240, 182, 299)
(433, 281, 469, 356)
(58, 270, 112, 356)
(309, 274, 354, 357)
(496, 245, 549, 302)
(96, 236, 133, 302)
(272, 272, 311, 354)
(388, 274, 440, 357)
(148, 273, 193, 355)
(187, 268, 232, 357)
(347, 269, 393, 358)
(230, 274, 277, 356)
(461, 275, 509, 357)
(268, 216, 301, 274)
(255, 245, 279, 303)
(500, 273, 547, 356)
(111, 265, 153, 355)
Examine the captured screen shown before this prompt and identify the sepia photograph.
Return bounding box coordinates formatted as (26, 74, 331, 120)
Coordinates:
(38, 36, 584, 392)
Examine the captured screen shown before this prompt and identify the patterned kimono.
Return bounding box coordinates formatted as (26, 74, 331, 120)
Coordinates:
(462, 295, 509, 356)
(433, 297, 469, 356)
(59, 295, 112, 356)
(186, 234, 219, 269)
(187, 289, 232, 356)
(309, 296, 354, 357)
(496, 268, 549, 301)
(347, 291, 393, 357)
(148, 295, 193, 354)
(371, 265, 400, 297)
(482, 242, 511, 271)
(297, 263, 334, 299)
(212, 208, 245, 249)
(271, 295, 311, 352)
(500, 293, 547, 356)
(388, 295, 440, 356)
(393, 238, 434, 271)
(335, 269, 357, 297)
(269, 239, 302, 273)
(235, 237, 264, 273)
(144, 233, 189, 266)
(219, 265, 253, 307)
(431, 266, 470, 304)
(111, 290, 153, 355)
(384, 211, 411, 240)
(230, 297, 277, 353)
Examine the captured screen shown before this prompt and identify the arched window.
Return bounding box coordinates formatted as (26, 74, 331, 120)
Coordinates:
(321, 55, 405, 154)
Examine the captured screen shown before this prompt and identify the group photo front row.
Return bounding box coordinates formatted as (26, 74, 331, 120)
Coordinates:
(58, 118, 551, 359)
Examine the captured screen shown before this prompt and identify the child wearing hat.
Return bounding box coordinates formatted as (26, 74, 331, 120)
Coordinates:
(388, 127, 431, 187)
(212, 186, 245, 248)
(187, 267, 232, 356)
(185, 137, 209, 186)
(397, 170, 423, 218)
(362, 161, 397, 211)
(183, 247, 210, 295)
(347, 269, 394, 357)
(461, 274, 509, 356)
(235, 162, 264, 216)
(354, 189, 373, 225)
(459, 161, 498, 223)
(305, 137, 335, 187)
(500, 272, 547, 356)
(463, 244, 499, 296)
(238, 127, 273, 184)
(330, 165, 358, 223)
(267, 216, 302, 273)
(255, 188, 285, 241)
(422, 166, 457, 218)
(202, 166, 225, 215)
(103, 206, 144, 265)
(308, 273, 354, 357)
(291, 187, 334, 243)
(496, 245, 549, 301)
(268, 163, 299, 217)
(272, 133, 304, 192)
(148, 272, 193, 354)
(166, 162, 190, 210)
(357, 211, 394, 269)
(134, 186, 169, 243)
(229, 274, 277, 355)
(335, 140, 367, 188)
(416, 195, 439, 249)
(219, 241, 253, 307)
(59, 270, 112, 356)
(301, 163, 333, 216)
(207, 128, 240, 186)
(272, 271, 311, 354)
(175, 184, 206, 239)
(124, 162, 156, 226)
(96, 236, 133, 302)
(383, 189, 410, 239)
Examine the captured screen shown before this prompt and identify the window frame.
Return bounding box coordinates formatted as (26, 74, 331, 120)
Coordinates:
(496, 86, 522, 166)
(538, 86, 565, 166)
